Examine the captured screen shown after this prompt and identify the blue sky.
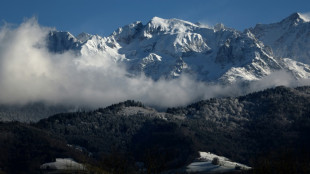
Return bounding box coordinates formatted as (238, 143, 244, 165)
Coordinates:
(1, 0, 310, 36)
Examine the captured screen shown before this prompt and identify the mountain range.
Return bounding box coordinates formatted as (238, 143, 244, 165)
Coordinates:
(2, 12, 310, 122)
(47, 12, 310, 83)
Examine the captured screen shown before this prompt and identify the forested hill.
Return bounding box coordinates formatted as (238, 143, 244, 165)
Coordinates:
(0, 102, 71, 122)
(33, 86, 310, 173)
(166, 86, 310, 161)
(167, 85, 310, 125)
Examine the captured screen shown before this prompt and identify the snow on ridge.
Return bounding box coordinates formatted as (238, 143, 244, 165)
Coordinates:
(281, 58, 310, 79)
(198, 151, 251, 169)
(40, 158, 86, 170)
(150, 16, 199, 28)
(250, 12, 310, 65)
(186, 151, 251, 173)
(213, 23, 226, 31)
(299, 12, 310, 22)
(76, 32, 93, 43)
(112, 21, 143, 42)
(147, 16, 199, 34)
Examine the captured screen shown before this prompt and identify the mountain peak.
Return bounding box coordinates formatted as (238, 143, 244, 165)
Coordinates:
(298, 12, 310, 22)
(214, 23, 226, 31)
(146, 16, 198, 34)
(280, 12, 308, 25)
(112, 21, 143, 43)
(148, 16, 169, 30)
(76, 32, 93, 43)
(152, 16, 198, 26)
(47, 31, 80, 53)
(150, 16, 165, 22)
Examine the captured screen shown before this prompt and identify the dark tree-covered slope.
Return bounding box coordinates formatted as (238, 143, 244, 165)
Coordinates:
(32, 87, 310, 172)
(0, 122, 89, 174)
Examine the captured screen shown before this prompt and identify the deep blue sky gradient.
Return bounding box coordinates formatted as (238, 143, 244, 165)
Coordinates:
(1, 0, 310, 36)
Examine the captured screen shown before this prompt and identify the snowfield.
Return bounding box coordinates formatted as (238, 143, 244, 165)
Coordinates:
(40, 158, 86, 171)
(186, 152, 251, 173)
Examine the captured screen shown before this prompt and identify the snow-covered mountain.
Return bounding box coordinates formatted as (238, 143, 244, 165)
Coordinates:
(46, 13, 310, 83)
(250, 13, 310, 64)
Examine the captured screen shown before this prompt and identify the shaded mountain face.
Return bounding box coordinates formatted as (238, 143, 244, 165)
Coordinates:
(250, 13, 310, 64)
(46, 13, 310, 83)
